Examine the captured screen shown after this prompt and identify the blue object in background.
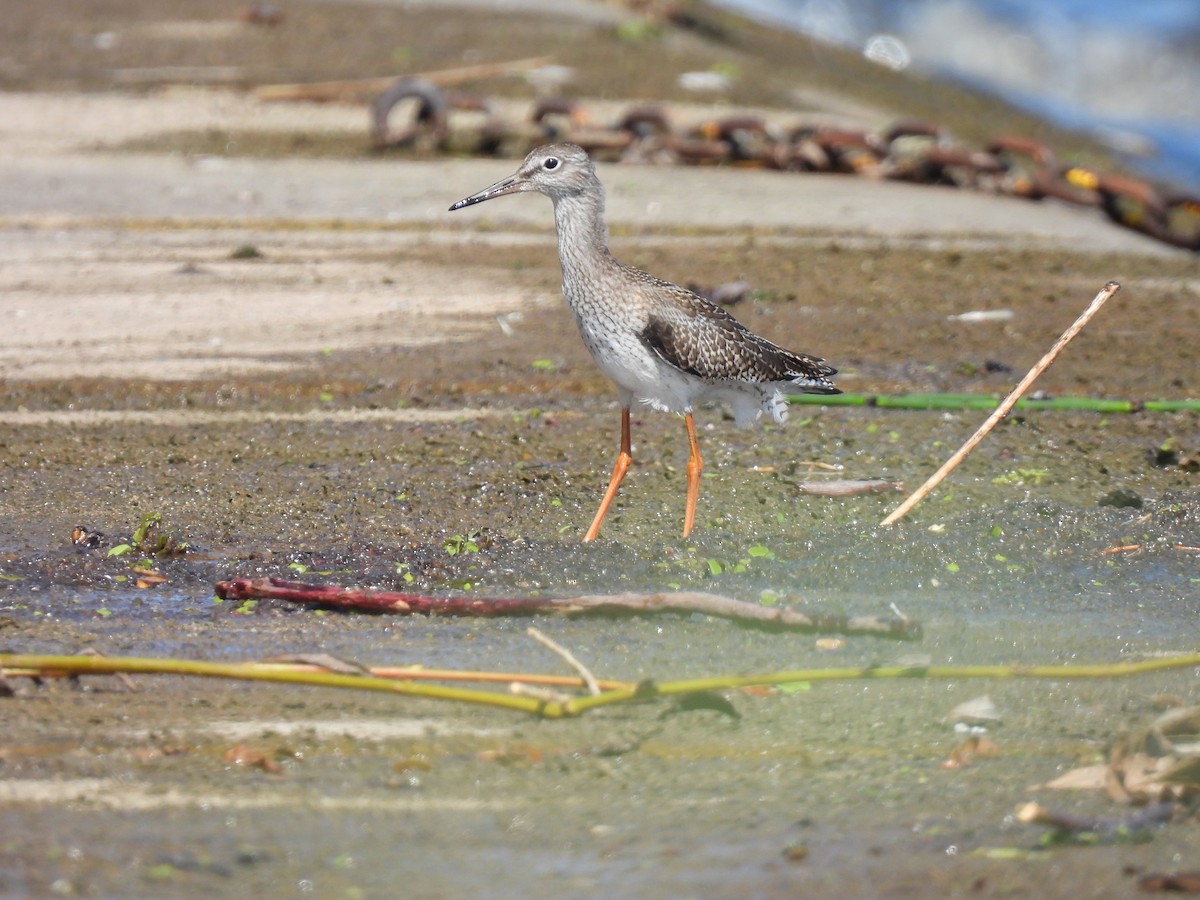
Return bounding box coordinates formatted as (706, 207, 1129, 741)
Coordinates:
(717, 0, 1200, 192)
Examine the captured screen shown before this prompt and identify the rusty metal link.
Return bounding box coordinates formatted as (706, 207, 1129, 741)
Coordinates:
(606, 106, 677, 163)
(877, 121, 1006, 188)
(787, 125, 887, 174)
(1089, 173, 1200, 249)
(615, 105, 673, 137)
(1164, 193, 1200, 251)
(369, 83, 1196, 253)
(371, 78, 448, 150)
(691, 116, 784, 165)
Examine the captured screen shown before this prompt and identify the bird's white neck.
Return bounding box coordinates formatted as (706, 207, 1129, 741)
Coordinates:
(551, 186, 613, 289)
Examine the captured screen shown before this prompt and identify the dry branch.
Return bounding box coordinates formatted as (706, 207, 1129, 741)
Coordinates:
(213, 577, 921, 639)
(882, 281, 1120, 526)
(6, 653, 1200, 720)
(527, 627, 602, 696)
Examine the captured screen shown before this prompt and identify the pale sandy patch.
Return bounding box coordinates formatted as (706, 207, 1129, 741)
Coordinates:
(0, 227, 536, 380)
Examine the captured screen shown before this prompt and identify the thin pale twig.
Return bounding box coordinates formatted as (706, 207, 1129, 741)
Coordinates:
(527, 627, 602, 696)
(882, 282, 1120, 526)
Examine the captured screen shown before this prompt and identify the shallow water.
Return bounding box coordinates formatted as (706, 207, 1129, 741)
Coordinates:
(2, 219, 1198, 897)
(3, 398, 1198, 897)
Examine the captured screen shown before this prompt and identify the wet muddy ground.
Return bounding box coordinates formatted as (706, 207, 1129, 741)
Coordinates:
(4, 219, 1199, 899)
(3, 1, 1200, 897)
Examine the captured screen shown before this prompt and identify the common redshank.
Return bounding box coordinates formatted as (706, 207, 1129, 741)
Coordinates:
(450, 142, 840, 541)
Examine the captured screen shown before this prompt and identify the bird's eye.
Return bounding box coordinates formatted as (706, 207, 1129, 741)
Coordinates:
(543, 157, 559, 170)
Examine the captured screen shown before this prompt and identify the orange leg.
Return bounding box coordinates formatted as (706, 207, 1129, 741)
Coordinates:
(682, 412, 703, 538)
(582, 407, 632, 543)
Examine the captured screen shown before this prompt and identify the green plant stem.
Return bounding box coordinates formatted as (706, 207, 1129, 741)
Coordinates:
(4, 658, 635, 692)
(6, 652, 1200, 719)
(790, 392, 1200, 413)
(562, 655, 1200, 715)
(0, 653, 561, 717)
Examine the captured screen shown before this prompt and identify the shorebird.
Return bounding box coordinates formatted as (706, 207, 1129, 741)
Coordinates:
(450, 143, 840, 541)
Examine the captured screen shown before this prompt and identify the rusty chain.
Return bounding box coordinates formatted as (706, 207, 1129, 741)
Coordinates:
(372, 77, 1200, 252)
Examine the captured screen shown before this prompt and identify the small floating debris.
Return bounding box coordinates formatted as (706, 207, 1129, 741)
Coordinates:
(947, 309, 1014, 323)
(940, 734, 1000, 769)
(793, 479, 904, 497)
(71, 525, 105, 548)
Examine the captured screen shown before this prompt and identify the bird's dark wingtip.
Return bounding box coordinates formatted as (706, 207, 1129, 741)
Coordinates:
(790, 377, 841, 395)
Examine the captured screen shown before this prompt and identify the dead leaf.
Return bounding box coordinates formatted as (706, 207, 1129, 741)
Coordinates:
(222, 743, 282, 773)
(1109, 751, 1178, 803)
(1039, 764, 1109, 791)
(941, 735, 1000, 769)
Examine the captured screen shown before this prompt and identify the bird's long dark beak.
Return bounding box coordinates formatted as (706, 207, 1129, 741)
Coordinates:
(449, 173, 525, 211)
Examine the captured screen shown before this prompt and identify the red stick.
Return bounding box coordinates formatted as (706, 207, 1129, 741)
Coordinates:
(214, 578, 921, 639)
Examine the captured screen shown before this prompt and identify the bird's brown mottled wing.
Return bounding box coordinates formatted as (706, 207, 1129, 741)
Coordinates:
(637, 278, 837, 390)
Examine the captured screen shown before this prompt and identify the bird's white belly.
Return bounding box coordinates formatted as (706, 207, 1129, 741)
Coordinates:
(573, 313, 695, 414)
(567, 296, 779, 425)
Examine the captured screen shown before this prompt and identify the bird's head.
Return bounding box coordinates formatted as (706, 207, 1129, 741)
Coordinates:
(449, 143, 595, 211)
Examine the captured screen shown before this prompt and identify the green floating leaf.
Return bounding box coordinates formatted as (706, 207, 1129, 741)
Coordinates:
(128, 512, 190, 556)
(992, 468, 1052, 486)
(443, 533, 480, 556)
(107, 544, 133, 558)
(132, 513, 160, 547)
(777, 681, 811, 694)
